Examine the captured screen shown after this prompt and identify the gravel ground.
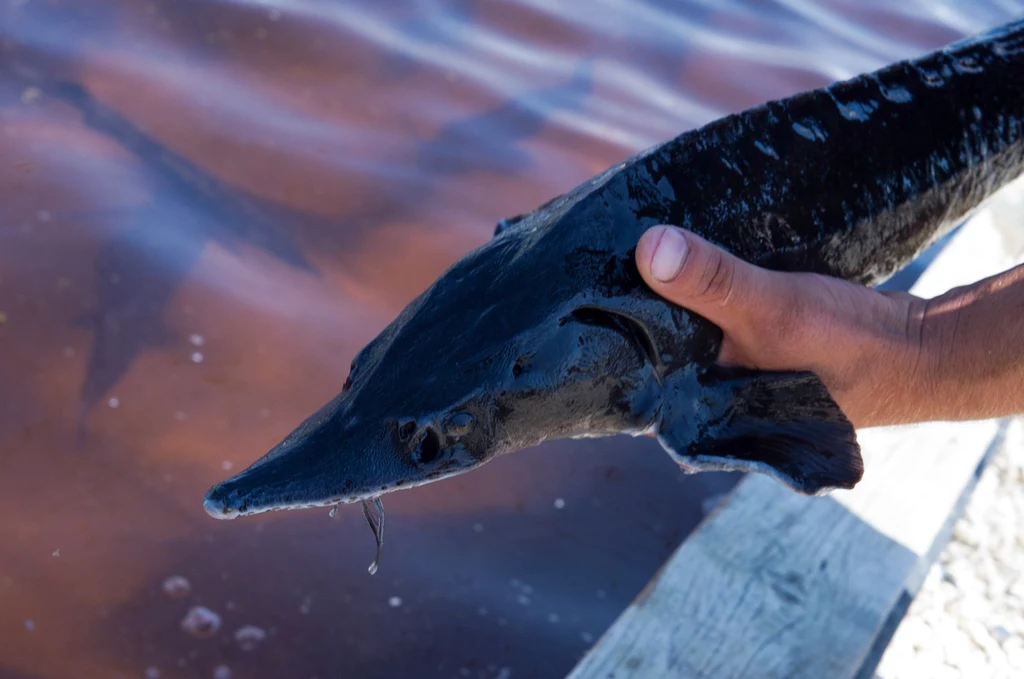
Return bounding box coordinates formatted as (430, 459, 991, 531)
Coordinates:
(875, 418, 1024, 679)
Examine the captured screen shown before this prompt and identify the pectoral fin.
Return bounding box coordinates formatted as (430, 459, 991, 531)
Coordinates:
(658, 367, 862, 495)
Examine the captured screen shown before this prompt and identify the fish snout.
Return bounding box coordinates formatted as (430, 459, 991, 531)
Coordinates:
(202, 481, 244, 519)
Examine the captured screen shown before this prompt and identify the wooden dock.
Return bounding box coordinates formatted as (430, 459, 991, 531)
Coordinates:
(567, 179, 1024, 679)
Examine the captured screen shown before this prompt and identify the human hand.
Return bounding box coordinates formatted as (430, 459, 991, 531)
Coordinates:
(635, 225, 929, 428)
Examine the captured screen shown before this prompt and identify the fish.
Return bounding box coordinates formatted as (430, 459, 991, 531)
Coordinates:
(203, 19, 1024, 565)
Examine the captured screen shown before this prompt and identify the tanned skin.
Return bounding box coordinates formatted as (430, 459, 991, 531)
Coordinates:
(637, 225, 1024, 429)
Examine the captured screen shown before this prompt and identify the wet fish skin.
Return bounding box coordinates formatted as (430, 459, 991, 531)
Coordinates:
(204, 19, 1024, 520)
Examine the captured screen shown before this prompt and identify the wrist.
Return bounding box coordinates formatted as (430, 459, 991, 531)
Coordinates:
(833, 292, 930, 428)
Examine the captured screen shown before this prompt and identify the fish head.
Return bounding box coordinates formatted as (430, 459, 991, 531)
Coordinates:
(203, 216, 664, 519)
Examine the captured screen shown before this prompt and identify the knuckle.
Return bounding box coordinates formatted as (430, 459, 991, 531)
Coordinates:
(695, 250, 737, 306)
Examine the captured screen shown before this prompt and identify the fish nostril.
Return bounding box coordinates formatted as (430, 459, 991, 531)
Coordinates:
(412, 428, 442, 466)
(397, 420, 417, 442)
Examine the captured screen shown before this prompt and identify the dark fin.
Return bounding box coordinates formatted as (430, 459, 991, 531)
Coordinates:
(658, 367, 862, 495)
(493, 189, 570, 237)
(493, 214, 526, 237)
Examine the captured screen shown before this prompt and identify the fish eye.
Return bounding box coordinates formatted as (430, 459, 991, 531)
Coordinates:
(444, 412, 475, 436)
(412, 428, 442, 466)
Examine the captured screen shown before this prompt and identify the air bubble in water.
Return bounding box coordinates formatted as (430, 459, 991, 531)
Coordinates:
(554, 498, 566, 509)
(162, 575, 191, 598)
(181, 606, 221, 638)
(145, 668, 160, 679)
(234, 625, 267, 651)
(388, 596, 402, 608)
(212, 664, 232, 679)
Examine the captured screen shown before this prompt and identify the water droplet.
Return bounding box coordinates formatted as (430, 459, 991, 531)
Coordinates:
(51, 549, 60, 557)
(189, 334, 205, 346)
(596, 589, 607, 599)
(174, 411, 188, 421)
(191, 352, 204, 363)
(21, 86, 41, 104)
(459, 669, 471, 678)
(554, 498, 566, 509)
(145, 668, 160, 679)
(477, 607, 488, 617)
(495, 668, 512, 679)
(108, 397, 120, 409)
(62, 346, 75, 358)
(181, 606, 221, 639)
(299, 595, 312, 615)
(388, 596, 402, 608)
(24, 619, 35, 631)
(581, 632, 595, 644)
(472, 523, 484, 533)
(516, 593, 530, 606)
(221, 461, 233, 471)
(234, 625, 267, 651)
(548, 613, 560, 623)
(212, 664, 232, 679)
(162, 575, 191, 598)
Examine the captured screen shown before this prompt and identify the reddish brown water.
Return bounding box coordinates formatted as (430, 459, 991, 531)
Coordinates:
(1, 2, 1021, 678)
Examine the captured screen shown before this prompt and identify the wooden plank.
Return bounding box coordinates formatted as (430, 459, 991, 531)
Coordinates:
(567, 179, 1024, 679)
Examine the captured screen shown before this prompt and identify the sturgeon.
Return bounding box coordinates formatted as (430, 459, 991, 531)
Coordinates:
(204, 20, 1024, 552)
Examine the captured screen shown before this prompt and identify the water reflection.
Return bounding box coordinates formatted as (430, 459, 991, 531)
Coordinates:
(2, 1, 1023, 678)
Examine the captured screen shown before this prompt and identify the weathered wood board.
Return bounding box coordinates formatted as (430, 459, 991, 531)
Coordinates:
(567, 179, 1024, 679)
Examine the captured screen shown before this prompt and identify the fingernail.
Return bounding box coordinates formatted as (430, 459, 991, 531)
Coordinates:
(650, 227, 688, 282)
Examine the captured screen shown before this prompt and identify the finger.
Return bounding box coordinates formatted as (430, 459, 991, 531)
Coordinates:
(635, 225, 777, 335)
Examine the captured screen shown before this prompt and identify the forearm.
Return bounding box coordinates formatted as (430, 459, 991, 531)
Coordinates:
(912, 264, 1024, 422)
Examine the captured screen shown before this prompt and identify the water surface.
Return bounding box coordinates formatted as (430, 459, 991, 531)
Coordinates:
(2, 1, 1022, 678)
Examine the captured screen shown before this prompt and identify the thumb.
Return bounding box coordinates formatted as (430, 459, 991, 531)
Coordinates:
(635, 225, 771, 334)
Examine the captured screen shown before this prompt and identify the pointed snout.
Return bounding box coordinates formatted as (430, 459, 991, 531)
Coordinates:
(203, 480, 245, 519)
(200, 403, 422, 519)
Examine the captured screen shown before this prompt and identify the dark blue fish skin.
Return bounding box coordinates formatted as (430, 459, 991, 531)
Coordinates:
(205, 19, 1024, 520)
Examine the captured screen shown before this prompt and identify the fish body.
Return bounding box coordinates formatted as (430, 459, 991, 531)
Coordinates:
(205, 20, 1024, 522)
